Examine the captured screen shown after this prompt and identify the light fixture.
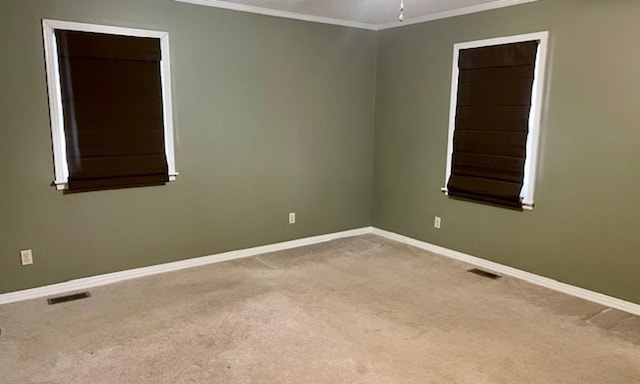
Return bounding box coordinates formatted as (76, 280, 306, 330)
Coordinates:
(399, 0, 405, 22)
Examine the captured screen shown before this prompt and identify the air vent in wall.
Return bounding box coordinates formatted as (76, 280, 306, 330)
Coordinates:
(47, 292, 91, 305)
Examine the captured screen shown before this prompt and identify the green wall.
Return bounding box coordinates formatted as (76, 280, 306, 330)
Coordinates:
(373, 0, 640, 304)
(2, 0, 639, 306)
(0, 0, 377, 293)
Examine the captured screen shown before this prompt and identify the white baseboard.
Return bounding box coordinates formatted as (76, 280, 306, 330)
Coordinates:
(371, 228, 640, 317)
(0, 227, 372, 305)
(3, 226, 639, 317)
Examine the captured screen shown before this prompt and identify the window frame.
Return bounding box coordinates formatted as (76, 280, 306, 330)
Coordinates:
(42, 19, 178, 190)
(443, 31, 549, 210)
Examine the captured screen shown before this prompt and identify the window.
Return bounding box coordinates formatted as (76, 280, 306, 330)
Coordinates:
(443, 32, 548, 210)
(43, 20, 177, 192)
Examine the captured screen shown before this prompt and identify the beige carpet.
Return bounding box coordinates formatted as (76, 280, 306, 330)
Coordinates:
(1, 235, 639, 383)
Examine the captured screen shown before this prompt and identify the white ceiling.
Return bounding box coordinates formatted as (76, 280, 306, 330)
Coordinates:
(177, 0, 537, 30)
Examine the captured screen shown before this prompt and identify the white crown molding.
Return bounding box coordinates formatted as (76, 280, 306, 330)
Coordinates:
(376, 0, 539, 30)
(3, 225, 638, 318)
(0, 227, 372, 305)
(174, 0, 377, 30)
(174, 0, 538, 31)
(371, 228, 640, 317)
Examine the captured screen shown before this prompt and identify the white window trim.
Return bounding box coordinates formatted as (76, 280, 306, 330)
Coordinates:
(442, 31, 549, 210)
(42, 19, 178, 190)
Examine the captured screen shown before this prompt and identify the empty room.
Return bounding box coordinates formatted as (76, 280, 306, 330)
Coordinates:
(1, 0, 639, 382)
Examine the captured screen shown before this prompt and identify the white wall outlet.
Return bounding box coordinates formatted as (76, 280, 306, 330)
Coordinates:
(289, 212, 296, 224)
(20, 249, 34, 266)
(434, 216, 442, 229)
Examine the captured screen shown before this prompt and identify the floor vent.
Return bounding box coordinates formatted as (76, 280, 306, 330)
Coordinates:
(47, 292, 91, 305)
(468, 268, 502, 280)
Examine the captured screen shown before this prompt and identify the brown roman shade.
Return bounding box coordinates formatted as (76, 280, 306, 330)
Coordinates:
(55, 30, 169, 192)
(447, 40, 539, 209)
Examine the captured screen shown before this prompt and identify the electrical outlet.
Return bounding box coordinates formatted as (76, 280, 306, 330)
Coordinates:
(20, 249, 33, 266)
(289, 212, 296, 224)
(434, 216, 442, 229)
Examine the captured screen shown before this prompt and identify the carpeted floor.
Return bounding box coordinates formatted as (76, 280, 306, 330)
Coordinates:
(1, 235, 639, 383)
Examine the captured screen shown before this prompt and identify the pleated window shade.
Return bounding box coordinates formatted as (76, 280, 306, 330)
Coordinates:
(447, 40, 539, 209)
(55, 30, 169, 192)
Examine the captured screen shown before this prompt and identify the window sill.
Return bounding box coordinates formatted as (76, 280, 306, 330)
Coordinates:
(440, 187, 534, 211)
(53, 172, 179, 191)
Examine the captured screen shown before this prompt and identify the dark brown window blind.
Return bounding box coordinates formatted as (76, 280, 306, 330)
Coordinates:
(447, 40, 539, 209)
(55, 30, 169, 192)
